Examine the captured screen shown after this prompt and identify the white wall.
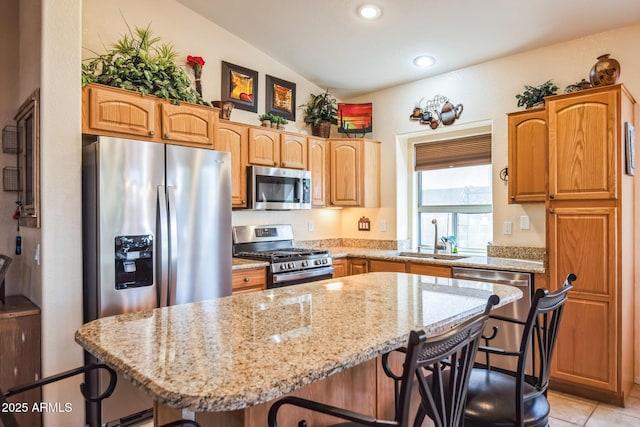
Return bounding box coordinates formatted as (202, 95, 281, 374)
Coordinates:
(345, 23, 640, 247)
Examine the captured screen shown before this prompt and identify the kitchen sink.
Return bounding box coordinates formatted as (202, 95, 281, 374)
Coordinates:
(397, 252, 471, 260)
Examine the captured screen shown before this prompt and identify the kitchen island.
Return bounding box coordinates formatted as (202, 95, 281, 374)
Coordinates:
(75, 272, 522, 426)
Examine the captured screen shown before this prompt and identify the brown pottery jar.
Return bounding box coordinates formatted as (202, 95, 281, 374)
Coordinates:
(589, 54, 621, 87)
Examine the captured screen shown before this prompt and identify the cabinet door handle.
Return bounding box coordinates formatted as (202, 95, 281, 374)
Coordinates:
(510, 195, 515, 200)
(244, 277, 250, 282)
(549, 194, 555, 200)
(273, 161, 278, 166)
(241, 200, 246, 204)
(148, 130, 155, 137)
(549, 208, 555, 214)
(281, 162, 287, 167)
(164, 133, 170, 139)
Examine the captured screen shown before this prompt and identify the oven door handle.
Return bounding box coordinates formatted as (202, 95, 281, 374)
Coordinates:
(272, 267, 335, 284)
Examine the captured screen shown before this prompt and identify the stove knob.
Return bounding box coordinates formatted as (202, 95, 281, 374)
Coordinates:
(280, 264, 287, 271)
(322, 259, 328, 264)
(315, 259, 321, 265)
(288, 263, 294, 269)
(301, 261, 308, 267)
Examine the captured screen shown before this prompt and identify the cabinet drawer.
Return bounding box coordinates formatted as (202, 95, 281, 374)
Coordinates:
(407, 263, 452, 278)
(232, 268, 267, 294)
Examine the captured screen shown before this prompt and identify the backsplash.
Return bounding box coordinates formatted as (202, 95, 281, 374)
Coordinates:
(296, 239, 411, 251)
(487, 245, 545, 261)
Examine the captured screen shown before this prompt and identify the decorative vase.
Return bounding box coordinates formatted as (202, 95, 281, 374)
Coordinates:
(212, 101, 234, 120)
(311, 121, 331, 138)
(589, 54, 620, 87)
(194, 76, 202, 97)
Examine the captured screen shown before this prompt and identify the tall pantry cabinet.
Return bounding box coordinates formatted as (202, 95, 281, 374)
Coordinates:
(546, 84, 635, 405)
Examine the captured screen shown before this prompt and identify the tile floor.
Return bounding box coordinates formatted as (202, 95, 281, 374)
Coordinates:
(548, 384, 640, 426)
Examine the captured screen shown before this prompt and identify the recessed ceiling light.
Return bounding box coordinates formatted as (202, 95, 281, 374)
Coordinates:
(413, 55, 436, 68)
(358, 4, 382, 20)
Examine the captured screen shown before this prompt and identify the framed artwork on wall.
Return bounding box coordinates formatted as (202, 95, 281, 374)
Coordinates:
(265, 75, 296, 121)
(337, 102, 373, 136)
(625, 122, 635, 176)
(221, 61, 258, 112)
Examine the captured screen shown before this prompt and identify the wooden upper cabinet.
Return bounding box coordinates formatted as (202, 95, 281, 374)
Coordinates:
(281, 133, 308, 170)
(507, 108, 547, 203)
(248, 127, 280, 167)
(308, 137, 327, 207)
(84, 83, 156, 139)
(329, 139, 381, 207)
(159, 102, 216, 148)
(547, 87, 618, 201)
(215, 121, 248, 208)
(82, 83, 219, 148)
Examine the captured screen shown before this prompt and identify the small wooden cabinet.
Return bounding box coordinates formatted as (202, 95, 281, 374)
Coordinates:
(308, 137, 327, 207)
(160, 102, 216, 148)
(407, 263, 452, 278)
(0, 296, 41, 427)
(248, 127, 281, 167)
(281, 133, 308, 170)
(329, 139, 381, 207)
(348, 258, 369, 276)
(331, 258, 348, 278)
(507, 108, 547, 203)
(231, 268, 267, 294)
(215, 121, 248, 208)
(369, 260, 406, 273)
(82, 83, 218, 148)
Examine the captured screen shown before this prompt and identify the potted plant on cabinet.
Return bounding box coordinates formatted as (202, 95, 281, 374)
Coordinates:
(301, 90, 337, 137)
(258, 113, 273, 127)
(271, 115, 288, 130)
(515, 80, 559, 109)
(82, 25, 208, 106)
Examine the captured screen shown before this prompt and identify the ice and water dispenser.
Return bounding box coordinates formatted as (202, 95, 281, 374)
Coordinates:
(114, 235, 153, 290)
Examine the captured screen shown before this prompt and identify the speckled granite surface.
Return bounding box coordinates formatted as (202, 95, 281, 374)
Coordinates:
(232, 257, 269, 270)
(75, 272, 522, 413)
(323, 247, 545, 273)
(487, 245, 546, 261)
(296, 239, 411, 250)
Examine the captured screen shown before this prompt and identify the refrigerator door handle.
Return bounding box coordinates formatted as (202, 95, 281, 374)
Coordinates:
(167, 186, 179, 306)
(157, 185, 170, 307)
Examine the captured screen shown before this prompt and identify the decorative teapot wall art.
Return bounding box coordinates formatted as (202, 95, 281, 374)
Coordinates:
(410, 95, 463, 129)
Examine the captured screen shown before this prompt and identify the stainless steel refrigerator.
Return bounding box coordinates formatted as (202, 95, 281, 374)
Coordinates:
(82, 136, 232, 426)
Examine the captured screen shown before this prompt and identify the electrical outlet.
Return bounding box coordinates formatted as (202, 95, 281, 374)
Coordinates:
(308, 221, 314, 232)
(380, 219, 387, 232)
(520, 215, 530, 230)
(503, 221, 513, 235)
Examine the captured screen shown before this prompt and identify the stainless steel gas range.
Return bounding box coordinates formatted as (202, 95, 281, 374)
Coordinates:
(232, 224, 334, 288)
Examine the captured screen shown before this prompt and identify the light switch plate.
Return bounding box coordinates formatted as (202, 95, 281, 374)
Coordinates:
(520, 215, 530, 230)
(308, 221, 314, 232)
(380, 219, 387, 232)
(503, 221, 513, 235)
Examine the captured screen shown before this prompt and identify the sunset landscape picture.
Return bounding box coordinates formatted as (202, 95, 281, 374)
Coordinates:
(338, 103, 372, 134)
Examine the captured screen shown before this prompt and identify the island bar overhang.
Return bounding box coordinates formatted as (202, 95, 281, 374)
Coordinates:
(75, 272, 522, 424)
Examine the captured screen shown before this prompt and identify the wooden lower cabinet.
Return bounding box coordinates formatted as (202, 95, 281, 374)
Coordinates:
(331, 258, 348, 278)
(0, 296, 41, 427)
(348, 258, 369, 276)
(407, 263, 452, 278)
(157, 356, 427, 426)
(231, 268, 266, 294)
(369, 260, 406, 273)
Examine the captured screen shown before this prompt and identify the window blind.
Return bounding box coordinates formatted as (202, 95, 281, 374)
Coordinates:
(414, 133, 492, 171)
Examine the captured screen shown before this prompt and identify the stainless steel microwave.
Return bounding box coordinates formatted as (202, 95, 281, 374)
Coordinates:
(247, 166, 311, 210)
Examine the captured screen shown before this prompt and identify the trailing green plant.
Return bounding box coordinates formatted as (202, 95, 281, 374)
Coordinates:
(515, 80, 559, 108)
(258, 113, 273, 122)
(82, 24, 209, 106)
(271, 115, 288, 125)
(301, 90, 337, 125)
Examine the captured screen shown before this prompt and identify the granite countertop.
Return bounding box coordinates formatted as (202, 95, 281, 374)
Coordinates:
(75, 272, 522, 413)
(232, 257, 269, 270)
(326, 247, 545, 274)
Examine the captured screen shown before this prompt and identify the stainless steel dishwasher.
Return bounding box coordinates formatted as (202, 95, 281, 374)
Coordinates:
(451, 266, 533, 373)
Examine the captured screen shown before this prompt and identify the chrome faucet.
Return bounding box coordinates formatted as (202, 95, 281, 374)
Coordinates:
(432, 219, 439, 254)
